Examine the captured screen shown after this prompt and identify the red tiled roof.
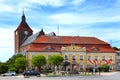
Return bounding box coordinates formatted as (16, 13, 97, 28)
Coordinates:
(21, 35, 115, 53)
(28, 44, 61, 52)
(27, 44, 115, 53)
(86, 46, 115, 53)
(33, 35, 108, 45)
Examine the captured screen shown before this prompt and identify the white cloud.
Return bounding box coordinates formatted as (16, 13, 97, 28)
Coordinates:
(0, 3, 14, 12)
(28, 0, 66, 7)
(0, 28, 14, 62)
(49, 12, 120, 25)
(71, 0, 86, 5)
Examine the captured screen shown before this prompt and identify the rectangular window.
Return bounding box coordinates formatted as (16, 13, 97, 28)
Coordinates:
(80, 55, 84, 60)
(72, 55, 75, 60)
(88, 56, 91, 60)
(80, 63, 84, 70)
(65, 55, 68, 60)
(102, 56, 105, 61)
(109, 56, 112, 61)
(95, 56, 98, 60)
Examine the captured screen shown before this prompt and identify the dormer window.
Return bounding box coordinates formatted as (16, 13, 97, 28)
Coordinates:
(91, 47, 99, 51)
(45, 46, 55, 50)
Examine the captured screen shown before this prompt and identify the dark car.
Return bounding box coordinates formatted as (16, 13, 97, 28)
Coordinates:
(23, 70, 40, 76)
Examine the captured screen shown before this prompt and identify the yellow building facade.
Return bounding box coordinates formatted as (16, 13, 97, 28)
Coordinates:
(26, 45, 116, 71)
(61, 45, 116, 71)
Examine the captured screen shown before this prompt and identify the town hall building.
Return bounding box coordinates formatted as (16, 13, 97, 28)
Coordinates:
(14, 13, 116, 71)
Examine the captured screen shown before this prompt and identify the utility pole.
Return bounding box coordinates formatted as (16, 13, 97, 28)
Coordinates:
(57, 24, 59, 36)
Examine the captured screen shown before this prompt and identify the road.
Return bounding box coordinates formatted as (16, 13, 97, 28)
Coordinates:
(0, 72, 119, 80)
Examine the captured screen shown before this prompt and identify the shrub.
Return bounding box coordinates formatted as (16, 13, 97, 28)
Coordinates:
(101, 64, 109, 72)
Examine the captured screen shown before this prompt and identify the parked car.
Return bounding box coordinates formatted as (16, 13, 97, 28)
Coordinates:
(22, 70, 40, 76)
(2, 72, 16, 76)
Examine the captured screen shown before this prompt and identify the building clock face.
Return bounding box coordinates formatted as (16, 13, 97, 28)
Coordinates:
(24, 31, 28, 35)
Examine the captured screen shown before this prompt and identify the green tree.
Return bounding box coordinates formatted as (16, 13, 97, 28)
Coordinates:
(6, 54, 25, 67)
(14, 57, 28, 73)
(8, 67, 16, 72)
(48, 54, 64, 73)
(112, 47, 120, 50)
(6, 54, 25, 73)
(32, 55, 47, 72)
(101, 64, 110, 72)
(0, 63, 8, 74)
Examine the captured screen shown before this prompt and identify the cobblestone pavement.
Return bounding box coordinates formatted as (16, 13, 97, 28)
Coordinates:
(0, 72, 119, 80)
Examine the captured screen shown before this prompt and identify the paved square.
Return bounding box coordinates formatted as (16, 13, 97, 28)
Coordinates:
(0, 72, 119, 80)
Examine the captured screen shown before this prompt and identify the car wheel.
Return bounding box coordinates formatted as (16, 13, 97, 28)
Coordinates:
(11, 74, 14, 76)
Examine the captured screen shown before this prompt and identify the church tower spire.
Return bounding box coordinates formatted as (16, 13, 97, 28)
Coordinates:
(14, 10, 33, 54)
(22, 9, 26, 22)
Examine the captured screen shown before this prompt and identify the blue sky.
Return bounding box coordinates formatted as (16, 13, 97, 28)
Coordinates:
(0, 0, 120, 62)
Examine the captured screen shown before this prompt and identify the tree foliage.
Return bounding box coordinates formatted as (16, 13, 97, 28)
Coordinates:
(0, 63, 8, 74)
(8, 67, 16, 72)
(14, 57, 28, 72)
(32, 55, 47, 72)
(6, 54, 25, 73)
(6, 54, 25, 67)
(48, 54, 64, 66)
(101, 64, 110, 72)
(112, 47, 120, 50)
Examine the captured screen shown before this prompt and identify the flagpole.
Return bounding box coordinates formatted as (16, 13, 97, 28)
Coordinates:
(85, 48, 87, 75)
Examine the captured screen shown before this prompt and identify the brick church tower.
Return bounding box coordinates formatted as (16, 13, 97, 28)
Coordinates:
(14, 12, 33, 54)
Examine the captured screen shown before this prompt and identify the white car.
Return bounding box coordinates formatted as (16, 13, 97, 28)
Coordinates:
(2, 72, 16, 76)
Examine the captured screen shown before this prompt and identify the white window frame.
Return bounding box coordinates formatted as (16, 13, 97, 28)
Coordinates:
(95, 56, 99, 60)
(102, 56, 106, 61)
(64, 55, 68, 60)
(80, 55, 84, 60)
(88, 56, 91, 60)
(72, 55, 76, 60)
(80, 63, 84, 70)
(109, 56, 112, 61)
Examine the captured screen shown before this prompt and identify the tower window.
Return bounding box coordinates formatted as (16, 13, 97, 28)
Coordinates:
(15, 31, 18, 35)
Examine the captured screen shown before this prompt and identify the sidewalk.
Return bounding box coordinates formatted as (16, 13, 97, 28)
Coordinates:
(100, 71, 118, 76)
